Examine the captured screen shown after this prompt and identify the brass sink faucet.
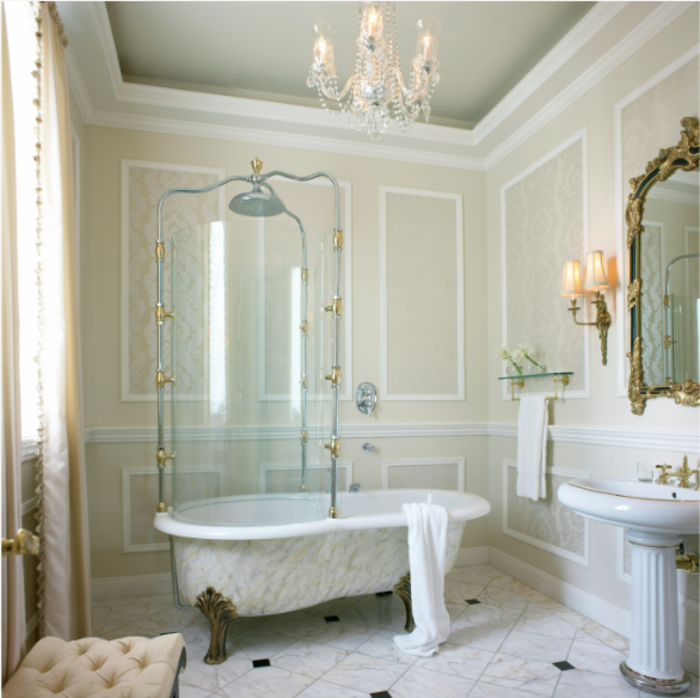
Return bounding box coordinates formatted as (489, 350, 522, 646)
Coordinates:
(656, 456, 699, 489)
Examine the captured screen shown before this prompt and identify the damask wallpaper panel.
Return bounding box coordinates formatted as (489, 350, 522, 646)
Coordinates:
(501, 132, 587, 396)
(383, 459, 464, 491)
(259, 179, 351, 401)
(381, 188, 464, 400)
(121, 161, 225, 401)
(503, 460, 589, 566)
(621, 56, 699, 192)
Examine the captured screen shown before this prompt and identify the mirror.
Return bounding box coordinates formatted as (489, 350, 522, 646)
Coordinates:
(627, 117, 700, 414)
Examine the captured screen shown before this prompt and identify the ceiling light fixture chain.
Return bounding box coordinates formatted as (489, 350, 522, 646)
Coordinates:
(307, 1, 441, 140)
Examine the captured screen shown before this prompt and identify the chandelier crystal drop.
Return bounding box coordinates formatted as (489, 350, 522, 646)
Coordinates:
(307, 2, 441, 140)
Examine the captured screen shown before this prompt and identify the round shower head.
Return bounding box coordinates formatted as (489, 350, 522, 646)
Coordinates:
(228, 189, 285, 217)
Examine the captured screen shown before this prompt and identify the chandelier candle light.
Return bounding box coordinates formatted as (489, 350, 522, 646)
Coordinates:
(307, 2, 441, 140)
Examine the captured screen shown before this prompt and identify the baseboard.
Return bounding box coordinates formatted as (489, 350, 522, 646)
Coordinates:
(681, 640, 699, 676)
(488, 547, 700, 675)
(91, 573, 172, 600)
(488, 547, 631, 638)
(455, 546, 490, 566)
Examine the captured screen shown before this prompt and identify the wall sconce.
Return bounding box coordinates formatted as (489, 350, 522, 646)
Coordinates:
(560, 251, 612, 365)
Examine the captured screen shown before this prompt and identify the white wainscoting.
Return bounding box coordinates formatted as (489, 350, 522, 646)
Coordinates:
(379, 186, 464, 401)
(121, 466, 222, 553)
(85, 422, 700, 454)
(259, 462, 353, 494)
(381, 458, 465, 491)
(503, 459, 591, 567)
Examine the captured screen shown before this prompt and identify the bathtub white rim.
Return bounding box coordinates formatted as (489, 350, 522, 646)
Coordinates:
(153, 489, 491, 541)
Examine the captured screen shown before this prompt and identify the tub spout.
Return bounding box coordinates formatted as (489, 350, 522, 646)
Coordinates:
(349, 482, 363, 493)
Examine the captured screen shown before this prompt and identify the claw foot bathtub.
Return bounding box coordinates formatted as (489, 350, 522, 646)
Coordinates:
(154, 489, 490, 663)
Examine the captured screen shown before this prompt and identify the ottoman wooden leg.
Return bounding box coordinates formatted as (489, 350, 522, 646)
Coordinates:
(394, 572, 415, 633)
(195, 587, 238, 664)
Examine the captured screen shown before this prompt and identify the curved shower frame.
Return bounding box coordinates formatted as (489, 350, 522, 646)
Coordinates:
(154, 165, 344, 519)
(663, 252, 700, 383)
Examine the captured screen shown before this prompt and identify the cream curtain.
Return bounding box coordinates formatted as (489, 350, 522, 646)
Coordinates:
(1, 2, 27, 682)
(39, 2, 91, 640)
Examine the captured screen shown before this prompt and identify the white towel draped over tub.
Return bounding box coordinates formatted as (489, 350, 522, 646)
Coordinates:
(516, 395, 549, 501)
(394, 502, 450, 657)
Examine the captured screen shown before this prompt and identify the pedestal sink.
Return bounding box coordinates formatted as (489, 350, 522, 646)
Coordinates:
(558, 478, 699, 696)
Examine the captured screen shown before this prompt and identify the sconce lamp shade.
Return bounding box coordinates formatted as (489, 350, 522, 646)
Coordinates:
(583, 250, 610, 291)
(560, 260, 583, 298)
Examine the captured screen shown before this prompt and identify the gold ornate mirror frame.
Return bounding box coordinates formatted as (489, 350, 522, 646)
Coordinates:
(626, 117, 699, 415)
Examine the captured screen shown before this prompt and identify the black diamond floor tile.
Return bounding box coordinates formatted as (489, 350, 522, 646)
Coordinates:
(553, 661, 575, 671)
(252, 659, 271, 668)
(375, 591, 393, 597)
(324, 615, 340, 622)
(370, 692, 392, 698)
(466, 599, 481, 605)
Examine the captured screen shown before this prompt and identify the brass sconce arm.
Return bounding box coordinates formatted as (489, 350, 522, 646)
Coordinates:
(567, 292, 611, 365)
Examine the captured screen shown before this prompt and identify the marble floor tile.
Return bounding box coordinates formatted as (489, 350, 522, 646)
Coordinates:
(445, 566, 494, 588)
(448, 623, 510, 652)
(478, 581, 532, 610)
(295, 679, 368, 698)
(99, 620, 155, 641)
(553, 668, 639, 697)
(566, 639, 627, 677)
(413, 642, 493, 680)
(272, 639, 348, 679)
(452, 601, 523, 630)
(180, 654, 251, 693)
(469, 680, 551, 698)
(356, 628, 416, 665)
(231, 627, 298, 660)
(443, 578, 487, 606)
(389, 666, 475, 698)
(341, 596, 403, 626)
(479, 652, 562, 697)
(179, 684, 219, 698)
(304, 620, 378, 652)
(498, 629, 573, 664)
(254, 610, 326, 639)
(218, 666, 314, 698)
(511, 609, 578, 640)
(576, 622, 630, 654)
(321, 652, 407, 693)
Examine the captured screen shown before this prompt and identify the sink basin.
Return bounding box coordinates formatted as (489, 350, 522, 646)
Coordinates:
(557, 478, 699, 535)
(558, 477, 698, 696)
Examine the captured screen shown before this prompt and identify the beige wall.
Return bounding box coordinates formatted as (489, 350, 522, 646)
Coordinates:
(71, 3, 697, 659)
(78, 124, 489, 580)
(486, 4, 698, 649)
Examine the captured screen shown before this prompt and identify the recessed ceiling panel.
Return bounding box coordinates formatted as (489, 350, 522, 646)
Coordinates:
(106, 1, 594, 128)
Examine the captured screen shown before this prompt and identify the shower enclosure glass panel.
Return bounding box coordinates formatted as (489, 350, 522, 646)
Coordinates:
(168, 218, 335, 526)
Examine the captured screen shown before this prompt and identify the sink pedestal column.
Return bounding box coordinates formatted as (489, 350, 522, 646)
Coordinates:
(620, 531, 690, 696)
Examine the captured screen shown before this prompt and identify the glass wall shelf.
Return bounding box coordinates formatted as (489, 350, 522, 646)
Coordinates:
(498, 371, 573, 381)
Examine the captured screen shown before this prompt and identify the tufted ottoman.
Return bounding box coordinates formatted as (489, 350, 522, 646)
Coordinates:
(3, 634, 187, 698)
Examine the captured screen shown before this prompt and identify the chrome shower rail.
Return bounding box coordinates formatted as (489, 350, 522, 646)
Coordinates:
(154, 165, 343, 519)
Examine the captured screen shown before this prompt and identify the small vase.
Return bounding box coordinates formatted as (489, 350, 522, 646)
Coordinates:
(506, 362, 523, 377)
(524, 360, 546, 375)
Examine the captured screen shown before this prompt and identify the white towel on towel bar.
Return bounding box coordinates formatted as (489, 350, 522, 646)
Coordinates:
(516, 395, 549, 501)
(394, 502, 450, 657)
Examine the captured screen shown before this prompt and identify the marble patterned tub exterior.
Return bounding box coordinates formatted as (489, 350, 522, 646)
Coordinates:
(173, 521, 466, 616)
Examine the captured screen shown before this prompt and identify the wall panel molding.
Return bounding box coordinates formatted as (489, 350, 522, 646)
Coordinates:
(85, 422, 700, 453)
(613, 44, 700, 397)
(259, 462, 353, 494)
(120, 159, 226, 402)
(500, 128, 590, 401)
(503, 460, 590, 567)
(380, 186, 464, 401)
(382, 458, 465, 491)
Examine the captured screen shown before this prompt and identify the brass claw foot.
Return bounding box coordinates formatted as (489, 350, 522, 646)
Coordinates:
(195, 586, 238, 664)
(394, 572, 415, 633)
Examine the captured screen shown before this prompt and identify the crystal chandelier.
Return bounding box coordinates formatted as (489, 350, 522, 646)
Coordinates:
(307, 2, 441, 140)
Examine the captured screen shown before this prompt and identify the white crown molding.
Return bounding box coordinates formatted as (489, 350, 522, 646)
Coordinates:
(646, 186, 699, 206)
(83, 422, 699, 453)
(472, 2, 626, 144)
(484, 2, 694, 171)
(65, 2, 696, 173)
